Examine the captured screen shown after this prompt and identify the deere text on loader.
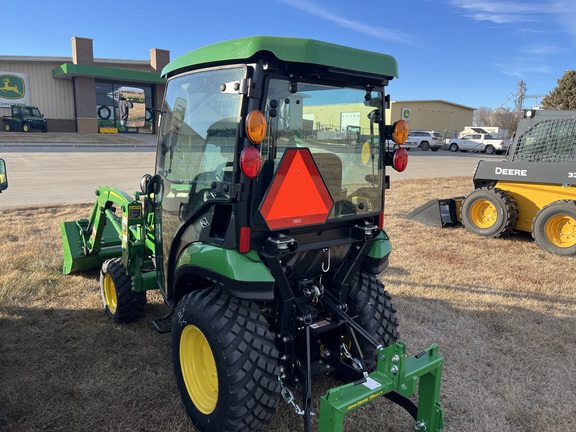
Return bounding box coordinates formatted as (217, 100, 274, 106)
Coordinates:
(407, 109, 576, 256)
(61, 36, 444, 431)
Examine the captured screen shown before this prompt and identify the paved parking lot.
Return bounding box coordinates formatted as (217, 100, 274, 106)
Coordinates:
(0, 134, 500, 208)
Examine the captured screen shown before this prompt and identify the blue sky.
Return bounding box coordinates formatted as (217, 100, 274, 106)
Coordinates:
(3, 0, 575, 110)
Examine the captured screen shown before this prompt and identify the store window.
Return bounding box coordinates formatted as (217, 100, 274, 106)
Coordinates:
(95, 81, 154, 133)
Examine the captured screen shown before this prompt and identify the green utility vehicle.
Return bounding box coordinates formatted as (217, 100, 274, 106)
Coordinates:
(408, 109, 576, 256)
(61, 36, 444, 431)
(2, 104, 48, 132)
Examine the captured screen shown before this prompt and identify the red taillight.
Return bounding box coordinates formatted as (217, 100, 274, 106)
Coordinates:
(239, 226, 251, 252)
(240, 146, 262, 179)
(378, 212, 385, 229)
(392, 147, 409, 172)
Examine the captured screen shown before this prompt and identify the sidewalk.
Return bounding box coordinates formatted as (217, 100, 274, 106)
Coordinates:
(0, 132, 157, 147)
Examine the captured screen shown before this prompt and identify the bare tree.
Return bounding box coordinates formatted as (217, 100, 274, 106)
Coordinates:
(474, 107, 519, 137)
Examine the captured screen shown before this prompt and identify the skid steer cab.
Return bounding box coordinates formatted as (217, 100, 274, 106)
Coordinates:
(408, 109, 576, 256)
(61, 36, 444, 432)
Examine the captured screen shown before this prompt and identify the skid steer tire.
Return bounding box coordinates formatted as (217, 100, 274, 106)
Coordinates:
(460, 187, 518, 238)
(345, 270, 399, 371)
(100, 258, 146, 323)
(532, 200, 576, 256)
(172, 288, 280, 432)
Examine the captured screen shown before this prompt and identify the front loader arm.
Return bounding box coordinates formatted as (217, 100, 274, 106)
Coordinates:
(61, 187, 156, 294)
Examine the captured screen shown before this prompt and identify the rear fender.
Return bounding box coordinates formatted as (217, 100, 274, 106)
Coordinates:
(362, 230, 393, 274)
(172, 244, 275, 304)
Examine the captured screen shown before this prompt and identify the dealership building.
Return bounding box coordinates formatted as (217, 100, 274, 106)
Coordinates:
(0, 37, 169, 133)
(0, 36, 474, 136)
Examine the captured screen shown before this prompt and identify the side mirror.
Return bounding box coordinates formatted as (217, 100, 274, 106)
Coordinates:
(0, 158, 8, 192)
(147, 174, 164, 208)
(118, 86, 146, 129)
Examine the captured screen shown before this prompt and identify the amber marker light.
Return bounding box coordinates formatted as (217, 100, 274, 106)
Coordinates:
(393, 119, 409, 144)
(246, 110, 267, 144)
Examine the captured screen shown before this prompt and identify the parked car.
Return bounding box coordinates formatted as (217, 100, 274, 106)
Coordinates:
(403, 130, 443, 151)
(448, 133, 507, 154)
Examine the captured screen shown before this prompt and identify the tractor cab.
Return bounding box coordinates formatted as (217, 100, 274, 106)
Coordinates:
(152, 38, 410, 307)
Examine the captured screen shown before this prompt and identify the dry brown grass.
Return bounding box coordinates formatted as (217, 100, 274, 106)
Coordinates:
(1, 177, 575, 431)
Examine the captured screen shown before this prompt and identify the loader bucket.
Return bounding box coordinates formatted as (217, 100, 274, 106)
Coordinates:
(61, 219, 122, 274)
(405, 197, 464, 227)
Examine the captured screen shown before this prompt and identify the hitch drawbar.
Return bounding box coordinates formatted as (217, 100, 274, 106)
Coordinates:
(318, 342, 444, 432)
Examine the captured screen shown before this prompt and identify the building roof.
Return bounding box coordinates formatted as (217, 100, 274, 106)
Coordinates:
(392, 99, 476, 110)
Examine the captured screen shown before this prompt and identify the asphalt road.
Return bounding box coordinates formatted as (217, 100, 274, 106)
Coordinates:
(0, 138, 503, 208)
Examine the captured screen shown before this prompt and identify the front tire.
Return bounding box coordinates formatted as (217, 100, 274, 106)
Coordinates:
(100, 257, 146, 323)
(532, 200, 576, 255)
(172, 288, 280, 432)
(345, 271, 399, 371)
(449, 143, 459, 152)
(460, 187, 518, 237)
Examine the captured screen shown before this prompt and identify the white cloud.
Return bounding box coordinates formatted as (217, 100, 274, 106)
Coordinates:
(494, 61, 552, 78)
(447, 0, 542, 24)
(277, 0, 416, 45)
(521, 43, 569, 55)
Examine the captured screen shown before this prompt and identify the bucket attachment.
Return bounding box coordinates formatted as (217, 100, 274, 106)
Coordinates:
(318, 342, 444, 432)
(405, 197, 464, 227)
(61, 218, 122, 274)
(60, 186, 144, 274)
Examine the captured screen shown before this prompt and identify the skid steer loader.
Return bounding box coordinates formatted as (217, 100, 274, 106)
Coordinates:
(61, 36, 444, 431)
(407, 109, 576, 256)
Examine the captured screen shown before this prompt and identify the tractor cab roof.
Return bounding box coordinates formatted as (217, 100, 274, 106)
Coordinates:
(162, 36, 399, 81)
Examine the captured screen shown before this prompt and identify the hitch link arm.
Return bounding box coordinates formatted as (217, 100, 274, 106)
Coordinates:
(318, 342, 444, 432)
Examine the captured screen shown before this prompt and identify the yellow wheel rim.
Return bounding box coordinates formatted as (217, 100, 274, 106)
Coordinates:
(180, 325, 218, 414)
(469, 199, 498, 229)
(361, 141, 371, 165)
(102, 273, 117, 314)
(545, 214, 576, 248)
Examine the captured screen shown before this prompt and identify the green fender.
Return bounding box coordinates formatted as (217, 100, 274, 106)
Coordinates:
(363, 230, 392, 274)
(175, 244, 275, 301)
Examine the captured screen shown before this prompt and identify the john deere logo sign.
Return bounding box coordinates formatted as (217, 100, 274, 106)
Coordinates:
(402, 108, 411, 122)
(0, 75, 25, 99)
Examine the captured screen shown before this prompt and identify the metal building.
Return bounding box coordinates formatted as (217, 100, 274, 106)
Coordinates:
(0, 37, 168, 134)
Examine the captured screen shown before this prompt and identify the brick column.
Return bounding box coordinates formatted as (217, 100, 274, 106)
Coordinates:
(150, 48, 170, 132)
(71, 37, 98, 133)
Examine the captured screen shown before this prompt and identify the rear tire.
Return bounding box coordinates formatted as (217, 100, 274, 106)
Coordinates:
(4, 123, 11, 132)
(420, 141, 430, 151)
(345, 271, 399, 371)
(460, 187, 518, 237)
(100, 257, 146, 323)
(172, 288, 280, 432)
(532, 200, 576, 256)
(22, 123, 30, 132)
(485, 145, 495, 155)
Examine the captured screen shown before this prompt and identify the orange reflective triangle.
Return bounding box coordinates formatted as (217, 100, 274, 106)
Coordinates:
(259, 148, 333, 230)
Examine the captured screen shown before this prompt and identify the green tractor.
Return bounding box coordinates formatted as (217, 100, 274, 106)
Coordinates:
(61, 36, 444, 432)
